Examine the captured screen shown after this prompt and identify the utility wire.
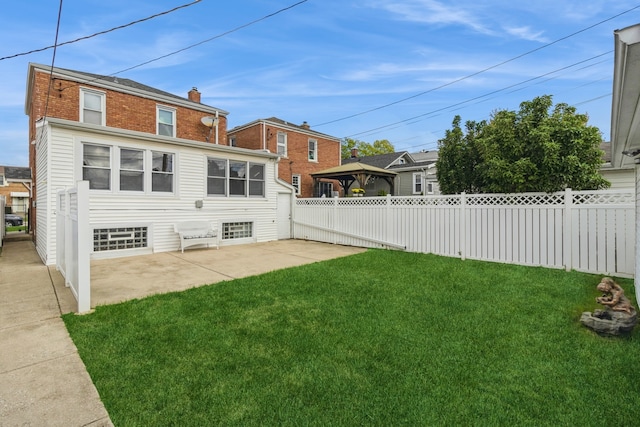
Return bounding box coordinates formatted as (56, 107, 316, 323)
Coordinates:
(110, 0, 309, 76)
(344, 51, 612, 139)
(58, 0, 309, 91)
(314, 4, 640, 128)
(41, 0, 64, 126)
(0, 0, 202, 61)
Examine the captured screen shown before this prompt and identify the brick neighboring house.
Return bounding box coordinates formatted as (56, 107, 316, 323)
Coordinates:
(0, 166, 32, 214)
(228, 117, 341, 197)
(25, 63, 293, 264)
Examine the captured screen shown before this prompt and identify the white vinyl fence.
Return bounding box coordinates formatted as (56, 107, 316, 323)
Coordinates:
(293, 189, 635, 277)
(56, 181, 91, 313)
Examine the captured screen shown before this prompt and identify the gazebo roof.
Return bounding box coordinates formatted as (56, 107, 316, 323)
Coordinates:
(310, 162, 397, 180)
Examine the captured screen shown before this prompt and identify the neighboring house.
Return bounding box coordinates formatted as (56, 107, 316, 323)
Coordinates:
(25, 63, 293, 265)
(228, 117, 341, 197)
(599, 141, 635, 188)
(0, 166, 32, 214)
(342, 150, 440, 196)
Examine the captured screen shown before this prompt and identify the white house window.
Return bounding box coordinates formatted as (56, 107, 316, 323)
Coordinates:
(413, 173, 423, 194)
(151, 151, 174, 192)
(80, 88, 105, 125)
(248, 163, 265, 197)
(207, 157, 265, 198)
(277, 132, 287, 156)
(426, 182, 434, 194)
(229, 161, 246, 196)
(229, 136, 236, 147)
(83, 144, 111, 190)
(308, 139, 317, 161)
(120, 148, 144, 191)
(207, 158, 227, 196)
(292, 174, 301, 195)
(157, 106, 176, 137)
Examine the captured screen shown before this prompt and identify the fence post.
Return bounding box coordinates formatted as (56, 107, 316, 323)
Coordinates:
(460, 192, 467, 260)
(76, 181, 91, 313)
(564, 188, 573, 272)
(386, 194, 392, 245)
(332, 196, 338, 245)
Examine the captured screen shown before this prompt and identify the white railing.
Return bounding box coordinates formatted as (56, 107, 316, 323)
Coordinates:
(56, 181, 91, 313)
(293, 189, 636, 277)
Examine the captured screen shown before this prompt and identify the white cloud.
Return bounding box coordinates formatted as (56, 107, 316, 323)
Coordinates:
(371, 0, 494, 35)
(504, 26, 548, 43)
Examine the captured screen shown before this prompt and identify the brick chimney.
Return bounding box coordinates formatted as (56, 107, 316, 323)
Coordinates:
(301, 121, 310, 129)
(351, 148, 359, 158)
(188, 87, 201, 103)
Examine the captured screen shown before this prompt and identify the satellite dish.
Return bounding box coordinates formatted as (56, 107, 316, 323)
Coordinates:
(200, 116, 219, 127)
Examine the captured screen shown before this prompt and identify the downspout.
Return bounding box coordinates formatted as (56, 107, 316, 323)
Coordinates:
(262, 121, 267, 151)
(215, 110, 219, 145)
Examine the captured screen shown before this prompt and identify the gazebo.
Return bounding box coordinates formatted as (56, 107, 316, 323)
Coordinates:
(310, 162, 397, 196)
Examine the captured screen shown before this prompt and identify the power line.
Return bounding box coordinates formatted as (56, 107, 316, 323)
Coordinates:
(344, 51, 612, 139)
(0, 0, 202, 61)
(42, 0, 65, 126)
(58, 0, 309, 91)
(313, 4, 640, 128)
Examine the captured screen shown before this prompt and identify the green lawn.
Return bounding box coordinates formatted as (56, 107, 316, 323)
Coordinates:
(63, 250, 640, 426)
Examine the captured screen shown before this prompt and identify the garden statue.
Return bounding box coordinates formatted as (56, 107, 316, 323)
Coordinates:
(580, 277, 637, 336)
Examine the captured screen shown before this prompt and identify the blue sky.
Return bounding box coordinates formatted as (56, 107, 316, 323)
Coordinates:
(1, 0, 639, 166)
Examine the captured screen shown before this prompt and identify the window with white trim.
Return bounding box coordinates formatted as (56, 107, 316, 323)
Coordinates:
(120, 148, 144, 191)
(80, 88, 105, 125)
(308, 139, 317, 161)
(292, 174, 301, 195)
(157, 106, 176, 137)
(426, 182, 434, 194)
(207, 158, 227, 196)
(413, 172, 423, 194)
(82, 142, 175, 194)
(83, 144, 111, 190)
(248, 163, 265, 196)
(151, 151, 174, 192)
(207, 157, 265, 198)
(277, 132, 287, 156)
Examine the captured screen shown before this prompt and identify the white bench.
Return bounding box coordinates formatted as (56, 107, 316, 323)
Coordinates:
(174, 221, 219, 253)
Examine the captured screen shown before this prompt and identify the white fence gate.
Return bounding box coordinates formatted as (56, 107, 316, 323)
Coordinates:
(293, 189, 635, 277)
(56, 181, 91, 313)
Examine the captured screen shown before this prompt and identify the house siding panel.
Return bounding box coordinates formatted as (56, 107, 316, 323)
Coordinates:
(39, 123, 287, 264)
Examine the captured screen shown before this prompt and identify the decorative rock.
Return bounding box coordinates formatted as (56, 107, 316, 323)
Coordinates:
(580, 309, 637, 336)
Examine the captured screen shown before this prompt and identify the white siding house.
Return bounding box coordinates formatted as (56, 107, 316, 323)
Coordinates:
(34, 117, 292, 265)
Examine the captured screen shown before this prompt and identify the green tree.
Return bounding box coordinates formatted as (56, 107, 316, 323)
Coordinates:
(437, 95, 609, 194)
(436, 116, 485, 194)
(341, 138, 395, 159)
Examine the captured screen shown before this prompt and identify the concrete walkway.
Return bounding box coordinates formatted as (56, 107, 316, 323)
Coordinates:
(0, 233, 112, 426)
(0, 233, 365, 425)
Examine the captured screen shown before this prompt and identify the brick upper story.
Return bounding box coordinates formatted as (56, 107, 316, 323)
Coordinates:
(25, 64, 228, 149)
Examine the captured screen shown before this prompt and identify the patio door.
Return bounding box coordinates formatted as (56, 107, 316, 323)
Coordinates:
(277, 193, 291, 239)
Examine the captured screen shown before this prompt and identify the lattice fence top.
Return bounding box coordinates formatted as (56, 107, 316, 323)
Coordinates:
(466, 193, 564, 206)
(295, 189, 634, 208)
(572, 191, 634, 205)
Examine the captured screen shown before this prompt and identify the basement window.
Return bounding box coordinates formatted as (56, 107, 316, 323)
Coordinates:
(222, 222, 253, 240)
(93, 226, 148, 252)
